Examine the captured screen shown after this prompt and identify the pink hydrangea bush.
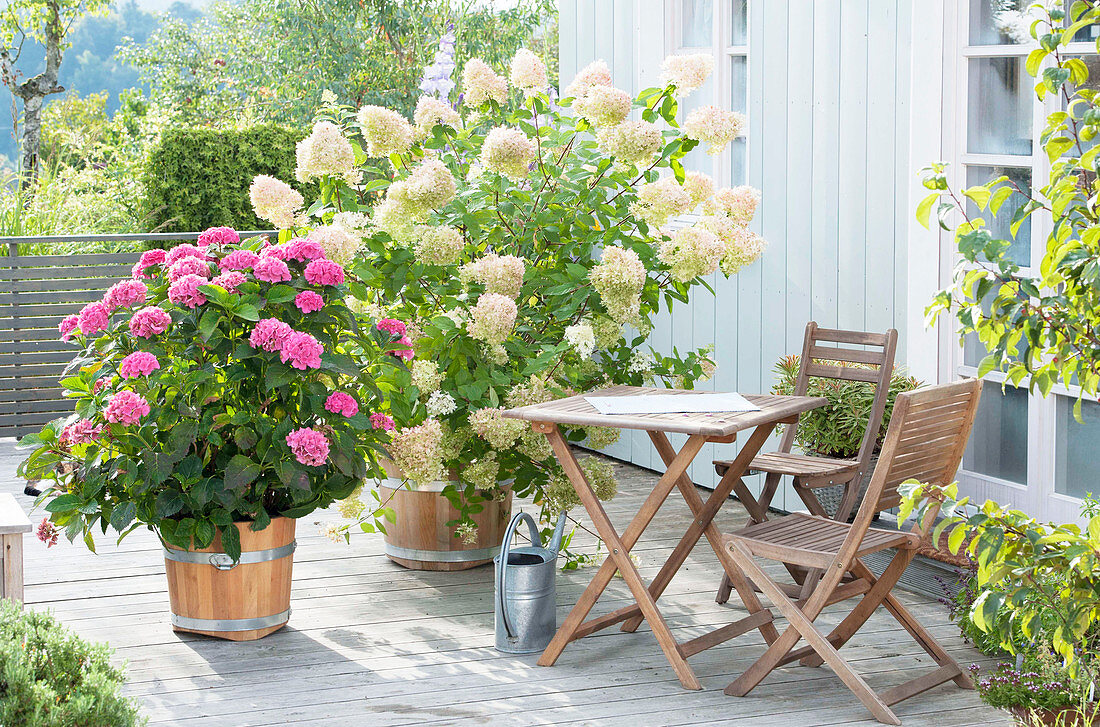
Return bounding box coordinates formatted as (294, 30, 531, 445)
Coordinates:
(17, 228, 403, 561)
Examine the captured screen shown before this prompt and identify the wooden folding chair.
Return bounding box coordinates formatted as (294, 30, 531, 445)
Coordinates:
(719, 379, 982, 725)
(714, 322, 898, 604)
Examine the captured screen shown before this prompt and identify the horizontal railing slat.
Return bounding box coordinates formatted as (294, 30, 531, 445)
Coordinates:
(0, 290, 106, 306)
(0, 350, 78, 365)
(0, 411, 68, 428)
(0, 253, 143, 267)
(0, 264, 135, 281)
(0, 303, 90, 320)
(0, 340, 72, 354)
(0, 363, 71, 378)
(0, 328, 70, 342)
(0, 398, 73, 415)
(0, 316, 76, 331)
(0, 387, 65, 402)
(0, 276, 128, 294)
(0, 230, 273, 246)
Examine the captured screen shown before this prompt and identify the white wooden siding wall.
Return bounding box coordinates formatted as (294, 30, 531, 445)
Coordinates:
(560, 0, 913, 511)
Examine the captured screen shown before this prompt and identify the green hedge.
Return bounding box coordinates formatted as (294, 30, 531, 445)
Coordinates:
(0, 600, 144, 726)
(143, 124, 315, 233)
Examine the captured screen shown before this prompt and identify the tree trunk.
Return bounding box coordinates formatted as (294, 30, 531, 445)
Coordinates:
(19, 95, 43, 192)
(7, 0, 66, 192)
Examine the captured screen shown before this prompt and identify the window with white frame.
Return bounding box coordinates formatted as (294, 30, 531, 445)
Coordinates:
(949, 0, 1100, 521)
(668, 0, 748, 187)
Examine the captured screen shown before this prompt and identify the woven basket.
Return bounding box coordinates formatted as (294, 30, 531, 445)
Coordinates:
(813, 452, 879, 521)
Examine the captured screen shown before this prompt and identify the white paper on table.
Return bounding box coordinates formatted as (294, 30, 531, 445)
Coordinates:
(584, 392, 761, 415)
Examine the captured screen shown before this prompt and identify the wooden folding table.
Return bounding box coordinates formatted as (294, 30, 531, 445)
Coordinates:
(502, 385, 827, 689)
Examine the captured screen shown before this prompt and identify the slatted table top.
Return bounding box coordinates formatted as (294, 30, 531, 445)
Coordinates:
(503, 385, 827, 438)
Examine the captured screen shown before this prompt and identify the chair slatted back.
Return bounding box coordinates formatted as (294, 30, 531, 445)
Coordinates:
(858, 379, 982, 517)
(779, 322, 899, 475)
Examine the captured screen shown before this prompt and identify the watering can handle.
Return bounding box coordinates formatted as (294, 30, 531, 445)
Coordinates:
(497, 511, 543, 640)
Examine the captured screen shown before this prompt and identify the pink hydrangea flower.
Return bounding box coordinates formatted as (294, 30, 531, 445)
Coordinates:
(254, 256, 292, 283)
(324, 391, 358, 417)
(103, 280, 148, 312)
(168, 256, 212, 282)
(36, 518, 58, 548)
(260, 243, 290, 260)
(105, 390, 150, 425)
(285, 427, 330, 467)
(304, 259, 345, 286)
(131, 249, 166, 280)
(294, 291, 324, 313)
(197, 226, 240, 248)
(168, 274, 208, 309)
(78, 302, 110, 335)
(376, 318, 407, 337)
(119, 351, 160, 378)
(392, 335, 414, 361)
(59, 314, 79, 341)
(280, 331, 324, 370)
(219, 249, 259, 271)
(129, 306, 172, 338)
(249, 317, 292, 352)
(165, 244, 207, 266)
(59, 419, 104, 446)
(370, 412, 395, 431)
(283, 237, 327, 263)
(211, 271, 246, 293)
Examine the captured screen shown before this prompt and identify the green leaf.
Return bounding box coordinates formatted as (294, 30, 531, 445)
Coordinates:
(109, 502, 137, 532)
(235, 304, 261, 322)
(155, 490, 184, 519)
(219, 524, 242, 562)
(916, 192, 939, 229)
(224, 454, 261, 489)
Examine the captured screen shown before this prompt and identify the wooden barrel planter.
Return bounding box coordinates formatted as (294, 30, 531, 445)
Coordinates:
(378, 463, 512, 571)
(163, 517, 296, 641)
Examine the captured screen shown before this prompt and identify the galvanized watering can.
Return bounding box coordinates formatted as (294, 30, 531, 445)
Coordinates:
(494, 510, 568, 654)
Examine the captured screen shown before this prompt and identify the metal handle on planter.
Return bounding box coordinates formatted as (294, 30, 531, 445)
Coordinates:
(497, 511, 542, 640)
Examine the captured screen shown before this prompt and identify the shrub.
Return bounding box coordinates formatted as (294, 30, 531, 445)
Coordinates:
(771, 355, 921, 457)
(143, 125, 314, 233)
(0, 599, 144, 726)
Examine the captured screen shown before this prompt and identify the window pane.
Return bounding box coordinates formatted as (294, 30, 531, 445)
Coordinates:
(970, 0, 1031, 45)
(963, 380, 1028, 485)
(964, 165, 1031, 266)
(681, 0, 713, 47)
(731, 0, 748, 46)
(967, 57, 1033, 155)
(731, 55, 747, 185)
(1055, 396, 1100, 499)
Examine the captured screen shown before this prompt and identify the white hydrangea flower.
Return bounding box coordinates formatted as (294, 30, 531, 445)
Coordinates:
(564, 59, 614, 98)
(509, 48, 548, 94)
(596, 121, 664, 167)
(682, 106, 746, 154)
(356, 105, 415, 157)
(564, 321, 596, 359)
(296, 120, 358, 185)
(413, 96, 462, 138)
(426, 390, 457, 417)
(658, 225, 724, 282)
(628, 349, 655, 374)
(250, 175, 304, 230)
(411, 359, 444, 393)
(480, 126, 537, 181)
(462, 58, 509, 106)
(574, 85, 632, 127)
(661, 53, 714, 97)
(629, 177, 694, 228)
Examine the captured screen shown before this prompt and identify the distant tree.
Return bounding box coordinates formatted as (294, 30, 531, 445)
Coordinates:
(120, 0, 556, 129)
(1, 0, 111, 188)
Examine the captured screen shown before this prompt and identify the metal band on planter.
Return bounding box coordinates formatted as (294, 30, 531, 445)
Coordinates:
(162, 541, 297, 570)
(382, 542, 501, 563)
(169, 609, 292, 633)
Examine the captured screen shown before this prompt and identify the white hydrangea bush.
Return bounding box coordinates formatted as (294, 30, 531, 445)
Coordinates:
(249, 47, 765, 547)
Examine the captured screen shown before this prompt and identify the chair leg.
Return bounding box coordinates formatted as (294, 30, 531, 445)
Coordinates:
(716, 470, 782, 605)
(716, 573, 734, 604)
(722, 541, 901, 725)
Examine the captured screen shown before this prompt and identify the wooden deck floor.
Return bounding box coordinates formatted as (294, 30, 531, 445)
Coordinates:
(0, 440, 1011, 726)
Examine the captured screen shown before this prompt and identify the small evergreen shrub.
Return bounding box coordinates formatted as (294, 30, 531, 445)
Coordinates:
(143, 125, 314, 233)
(0, 600, 144, 726)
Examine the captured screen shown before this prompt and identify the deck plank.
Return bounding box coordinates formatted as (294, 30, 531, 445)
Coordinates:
(0, 440, 1010, 726)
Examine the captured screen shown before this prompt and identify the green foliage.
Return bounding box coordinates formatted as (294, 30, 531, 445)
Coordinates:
(899, 480, 1100, 706)
(922, 3, 1100, 405)
(770, 355, 922, 457)
(0, 599, 144, 726)
(17, 233, 401, 560)
(120, 0, 554, 129)
(143, 125, 312, 233)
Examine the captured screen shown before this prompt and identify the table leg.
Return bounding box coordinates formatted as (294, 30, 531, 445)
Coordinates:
(537, 425, 706, 690)
(620, 426, 780, 644)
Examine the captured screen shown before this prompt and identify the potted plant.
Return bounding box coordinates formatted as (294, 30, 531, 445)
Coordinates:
(771, 355, 921, 518)
(18, 227, 399, 639)
(249, 42, 767, 566)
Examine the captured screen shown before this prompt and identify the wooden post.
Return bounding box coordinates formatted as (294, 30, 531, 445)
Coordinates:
(0, 493, 32, 605)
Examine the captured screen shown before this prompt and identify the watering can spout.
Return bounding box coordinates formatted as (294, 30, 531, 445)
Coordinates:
(548, 511, 568, 555)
